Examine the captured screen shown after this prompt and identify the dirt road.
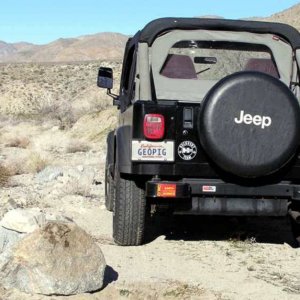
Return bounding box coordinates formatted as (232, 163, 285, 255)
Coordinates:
(4, 182, 300, 300)
(1, 122, 300, 300)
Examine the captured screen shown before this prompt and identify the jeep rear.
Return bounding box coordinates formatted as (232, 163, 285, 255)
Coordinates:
(98, 18, 300, 246)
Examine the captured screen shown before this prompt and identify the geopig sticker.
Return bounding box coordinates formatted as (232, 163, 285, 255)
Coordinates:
(178, 141, 197, 160)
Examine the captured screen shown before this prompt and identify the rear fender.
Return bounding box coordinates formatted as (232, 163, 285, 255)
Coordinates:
(116, 125, 132, 174)
(106, 130, 116, 176)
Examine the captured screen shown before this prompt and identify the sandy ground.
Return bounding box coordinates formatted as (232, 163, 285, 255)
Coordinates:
(1, 121, 300, 300)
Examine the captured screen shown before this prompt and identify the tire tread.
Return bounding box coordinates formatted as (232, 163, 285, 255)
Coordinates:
(113, 172, 146, 246)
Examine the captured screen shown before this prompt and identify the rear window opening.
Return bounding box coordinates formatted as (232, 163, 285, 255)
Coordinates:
(160, 41, 280, 80)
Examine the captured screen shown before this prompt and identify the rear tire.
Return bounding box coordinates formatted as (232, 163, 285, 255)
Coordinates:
(290, 216, 300, 247)
(113, 171, 146, 246)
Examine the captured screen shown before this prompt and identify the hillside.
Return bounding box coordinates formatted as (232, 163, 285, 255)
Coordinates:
(1, 3, 300, 63)
(0, 32, 128, 63)
(264, 3, 300, 30)
(0, 61, 122, 124)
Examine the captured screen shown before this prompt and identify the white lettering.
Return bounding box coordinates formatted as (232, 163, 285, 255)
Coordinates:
(243, 114, 252, 125)
(234, 110, 244, 124)
(252, 115, 261, 126)
(262, 116, 272, 129)
(234, 110, 272, 129)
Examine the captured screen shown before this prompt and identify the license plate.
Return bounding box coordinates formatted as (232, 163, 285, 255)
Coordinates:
(132, 140, 174, 162)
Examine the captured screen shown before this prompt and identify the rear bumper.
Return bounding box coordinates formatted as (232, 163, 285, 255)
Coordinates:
(146, 179, 300, 216)
(146, 178, 300, 199)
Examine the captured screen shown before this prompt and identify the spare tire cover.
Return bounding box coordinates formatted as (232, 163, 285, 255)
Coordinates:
(198, 71, 300, 178)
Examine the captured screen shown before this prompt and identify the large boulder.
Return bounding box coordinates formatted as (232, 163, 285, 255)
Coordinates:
(0, 221, 106, 295)
(0, 226, 24, 253)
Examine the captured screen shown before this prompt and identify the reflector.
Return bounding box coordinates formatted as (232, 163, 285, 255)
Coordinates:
(157, 183, 176, 198)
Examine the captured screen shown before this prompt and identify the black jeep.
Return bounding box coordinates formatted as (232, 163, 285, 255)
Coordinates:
(98, 18, 300, 246)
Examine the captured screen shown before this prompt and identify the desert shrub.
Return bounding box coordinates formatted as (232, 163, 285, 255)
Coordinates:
(66, 140, 90, 153)
(38, 97, 76, 129)
(0, 165, 12, 186)
(5, 136, 30, 148)
(8, 152, 49, 175)
(65, 178, 92, 197)
(25, 152, 48, 173)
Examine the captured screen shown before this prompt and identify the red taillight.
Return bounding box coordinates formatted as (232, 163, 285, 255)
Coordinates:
(143, 114, 165, 140)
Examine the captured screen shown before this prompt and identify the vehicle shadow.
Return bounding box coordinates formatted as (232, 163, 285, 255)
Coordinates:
(146, 213, 297, 247)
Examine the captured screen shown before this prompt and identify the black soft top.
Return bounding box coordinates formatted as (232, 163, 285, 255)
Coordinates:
(138, 18, 300, 49)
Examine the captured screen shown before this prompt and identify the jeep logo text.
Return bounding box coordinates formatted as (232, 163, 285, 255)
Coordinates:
(234, 110, 272, 129)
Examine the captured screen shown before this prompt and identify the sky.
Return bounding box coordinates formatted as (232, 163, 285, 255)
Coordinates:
(1, 0, 299, 44)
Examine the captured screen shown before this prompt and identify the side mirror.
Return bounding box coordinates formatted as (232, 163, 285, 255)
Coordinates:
(97, 67, 113, 89)
(97, 67, 120, 106)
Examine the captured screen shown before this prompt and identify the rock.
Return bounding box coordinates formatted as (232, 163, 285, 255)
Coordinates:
(64, 168, 82, 180)
(77, 165, 84, 172)
(45, 212, 73, 223)
(9, 173, 35, 188)
(0, 208, 45, 233)
(0, 195, 18, 219)
(51, 126, 59, 131)
(65, 167, 95, 182)
(35, 166, 63, 183)
(0, 227, 24, 253)
(0, 221, 106, 295)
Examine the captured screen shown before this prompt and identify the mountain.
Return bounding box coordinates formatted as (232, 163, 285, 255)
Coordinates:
(244, 3, 300, 30)
(263, 3, 300, 31)
(0, 41, 17, 58)
(0, 32, 128, 63)
(1, 3, 300, 63)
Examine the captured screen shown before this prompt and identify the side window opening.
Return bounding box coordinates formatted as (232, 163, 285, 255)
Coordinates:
(122, 46, 135, 92)
(119, 43, 137, 111)
(291, 57, 300, 99)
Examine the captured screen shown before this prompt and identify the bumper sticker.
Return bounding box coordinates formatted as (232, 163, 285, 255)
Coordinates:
(202, 185, 217, 192)
(178, 141, 197, 160)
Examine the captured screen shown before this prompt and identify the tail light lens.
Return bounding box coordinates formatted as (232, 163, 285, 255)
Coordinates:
(143, 114, 165, 140)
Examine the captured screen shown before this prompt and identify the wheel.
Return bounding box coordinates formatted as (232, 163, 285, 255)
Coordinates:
(105, 130, 115, 211)
(104, 165, 115, 212)
(199, 71, 300, 178)
(113, 171, 146, 246)
(289, 216, 300, 247)
(289, 205, 300, 247)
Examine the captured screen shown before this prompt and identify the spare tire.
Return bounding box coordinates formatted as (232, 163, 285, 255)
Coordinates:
(198, 71, 300, 178)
